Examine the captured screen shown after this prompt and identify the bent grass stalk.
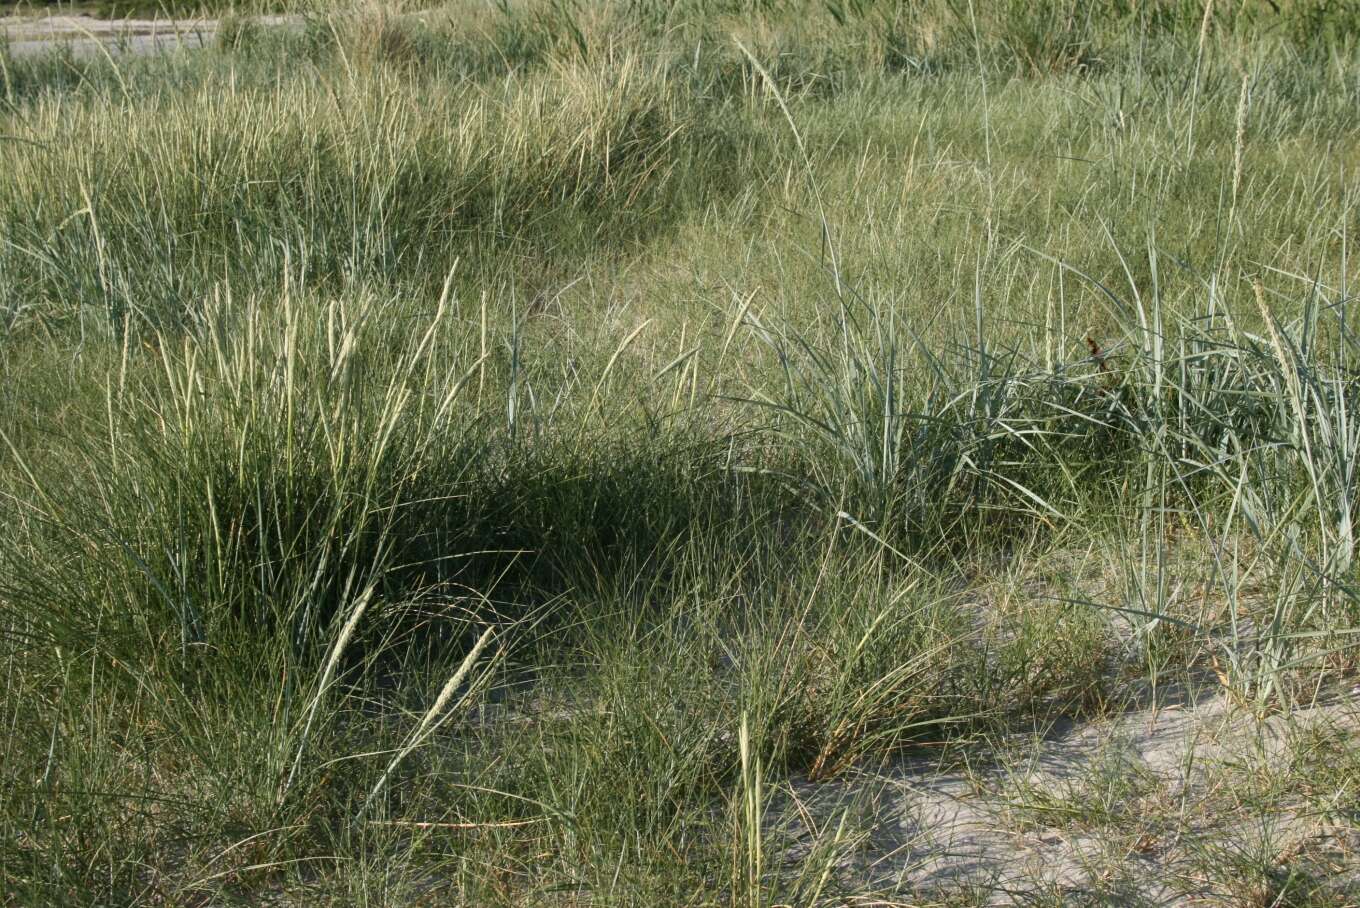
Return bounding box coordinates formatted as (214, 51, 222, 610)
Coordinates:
(282, 578, 378, 802)
(359, 624, 498, 818)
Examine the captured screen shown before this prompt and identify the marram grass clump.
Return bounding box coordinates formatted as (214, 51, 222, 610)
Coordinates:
(4, 1, 1360, 903)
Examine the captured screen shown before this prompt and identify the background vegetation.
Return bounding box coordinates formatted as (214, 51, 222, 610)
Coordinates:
(3, 0, 1360, 903)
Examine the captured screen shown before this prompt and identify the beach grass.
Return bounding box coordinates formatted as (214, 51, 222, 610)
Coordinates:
(3, 1, 1360, 903)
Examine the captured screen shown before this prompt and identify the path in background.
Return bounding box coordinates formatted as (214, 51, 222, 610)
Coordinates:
(1, 13, 292, 57)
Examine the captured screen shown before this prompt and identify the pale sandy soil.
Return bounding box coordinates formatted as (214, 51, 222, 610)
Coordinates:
(770, 686, 1360, 903)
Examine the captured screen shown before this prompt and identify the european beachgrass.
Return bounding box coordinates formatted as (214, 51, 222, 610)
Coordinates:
(3, 0, 1360, 903)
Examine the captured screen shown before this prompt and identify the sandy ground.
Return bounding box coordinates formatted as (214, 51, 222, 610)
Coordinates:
(770, 686, 1360, 903)
(1, 13, 293, 58)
